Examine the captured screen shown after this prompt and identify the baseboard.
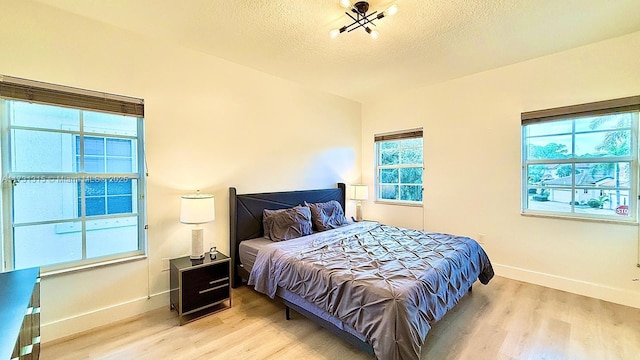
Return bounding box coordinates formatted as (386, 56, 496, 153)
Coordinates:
(494, 263, 640, 309)
(41, 290, 170, 343)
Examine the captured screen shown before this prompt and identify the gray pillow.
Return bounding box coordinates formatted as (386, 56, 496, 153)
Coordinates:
(305, 200, 347, 231)
(263, 206, 313, 242)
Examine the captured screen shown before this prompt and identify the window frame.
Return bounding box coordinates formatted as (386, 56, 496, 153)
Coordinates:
(0, 76, 146, 273)
(521, 96, 640, 223)
(374, 128, 424, 206)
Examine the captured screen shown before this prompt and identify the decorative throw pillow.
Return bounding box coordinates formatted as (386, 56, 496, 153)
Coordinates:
(263, 206, 313, 242)
(305, 200, 348, 231)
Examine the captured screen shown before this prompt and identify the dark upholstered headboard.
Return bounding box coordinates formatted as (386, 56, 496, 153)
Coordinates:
(229, 183, 346, 287)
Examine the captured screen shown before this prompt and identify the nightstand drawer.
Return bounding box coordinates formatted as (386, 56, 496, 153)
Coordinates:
(182, 262, 229, 291)
(182, 279, 230, 313)
(181, 262, 230, 313)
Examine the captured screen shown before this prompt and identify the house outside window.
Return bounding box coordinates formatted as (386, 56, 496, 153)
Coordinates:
(521, 96, 640, 222)
(374, 128, 423, 204)
(75, 136, 134, 217)
(0, 76, 146, 272)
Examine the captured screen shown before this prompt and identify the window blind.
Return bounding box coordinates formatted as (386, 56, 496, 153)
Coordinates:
(0, 75, 144, 117)
(374, 128, 423, 142)
(521, 96, 640, 125)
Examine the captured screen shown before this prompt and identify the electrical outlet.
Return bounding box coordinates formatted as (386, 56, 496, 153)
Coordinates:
(477, 233, 485, 244)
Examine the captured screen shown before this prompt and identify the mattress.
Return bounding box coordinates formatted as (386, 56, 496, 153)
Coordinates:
(238, 237, 273, 273)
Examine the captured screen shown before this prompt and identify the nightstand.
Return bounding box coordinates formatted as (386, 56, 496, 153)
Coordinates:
(170, 252, 231, 325)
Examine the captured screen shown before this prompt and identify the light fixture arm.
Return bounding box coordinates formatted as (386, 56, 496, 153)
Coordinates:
(344, 10, 378, 33)
(330, 1, 397, 39)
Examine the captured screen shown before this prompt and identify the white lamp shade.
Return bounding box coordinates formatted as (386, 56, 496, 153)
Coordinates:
(180, 193, 215, 224)
(350, 184, 369, 201)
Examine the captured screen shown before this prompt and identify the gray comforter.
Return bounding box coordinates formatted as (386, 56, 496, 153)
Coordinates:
(249, 222, 494, 360)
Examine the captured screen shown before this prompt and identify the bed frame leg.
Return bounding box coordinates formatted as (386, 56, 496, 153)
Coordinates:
(285, 306, 290, 320)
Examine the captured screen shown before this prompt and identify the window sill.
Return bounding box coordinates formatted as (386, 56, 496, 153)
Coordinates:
(374, 200, 423, 208)
(520, 212, 637, 226)
(40, 254, 147, 277)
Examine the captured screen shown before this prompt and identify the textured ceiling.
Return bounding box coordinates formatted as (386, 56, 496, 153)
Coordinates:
(33, 0, 640, 102)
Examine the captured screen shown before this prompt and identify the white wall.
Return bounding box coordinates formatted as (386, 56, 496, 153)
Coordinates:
(362, 31, 640, 308)
(0, 0, 362, 341)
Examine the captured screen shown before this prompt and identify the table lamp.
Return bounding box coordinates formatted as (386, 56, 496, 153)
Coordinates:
(180, 191, 215, 259)
(350, 184, 369, 221)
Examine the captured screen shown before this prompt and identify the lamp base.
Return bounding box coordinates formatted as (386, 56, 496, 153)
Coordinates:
(190, 228, 204, 259)
(355, 201, 363, 222)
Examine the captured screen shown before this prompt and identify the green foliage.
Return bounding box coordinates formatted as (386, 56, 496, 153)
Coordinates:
(379, 138, 424, 166)
(379, 141, 399, 150)
(529, 143, 569, 160)
(400, 148, 423, 165)
(590, 114, 632, 207)
(587, 199, 601, 208)
(380, 168, 398, 183)
(527, 165, 547, 184)
(587, 195, 609, 209)
(532, 188, 550, 201)
(380, 149, 399, 165)
(400, 138, 423, 148)
(400, 167, 422, 184)
(556, 165, 573, 178)
(590, 114, 632, 157)
(400, 185, 422, 202)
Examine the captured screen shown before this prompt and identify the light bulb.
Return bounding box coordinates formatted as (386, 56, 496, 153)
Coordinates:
(329, 28, 340, 39)
(339, 0, 352, 8)
(386, 4, 398, 16)
(370, 29, 379, 39)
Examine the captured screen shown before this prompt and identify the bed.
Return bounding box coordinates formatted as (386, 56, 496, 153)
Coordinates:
(229, 183, 494, 360)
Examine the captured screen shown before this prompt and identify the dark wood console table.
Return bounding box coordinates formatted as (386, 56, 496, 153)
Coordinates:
(0, 267, 40, 360)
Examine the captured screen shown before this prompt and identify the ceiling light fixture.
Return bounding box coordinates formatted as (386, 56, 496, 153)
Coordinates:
(330, 1, 398, 39)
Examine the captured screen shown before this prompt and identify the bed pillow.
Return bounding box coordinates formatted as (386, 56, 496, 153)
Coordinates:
(305, 200, 348, 231)
(262, 206, 313, 242)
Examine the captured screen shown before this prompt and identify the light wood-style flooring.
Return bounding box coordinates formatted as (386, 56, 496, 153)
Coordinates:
(41, 276, 640, 360)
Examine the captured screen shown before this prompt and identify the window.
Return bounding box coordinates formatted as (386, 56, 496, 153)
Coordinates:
(374, 128, 423, 203)
(75, 136, 134, 217)
(521, 96, 640, 221)
(1, 76, 146, 272)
